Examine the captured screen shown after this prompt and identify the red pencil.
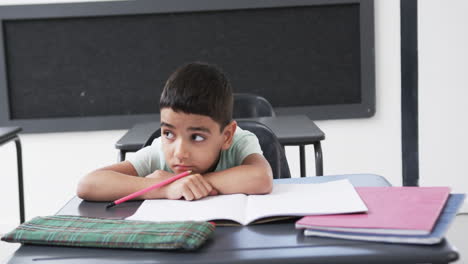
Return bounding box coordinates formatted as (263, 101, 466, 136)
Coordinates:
(106, 170, 192, 208)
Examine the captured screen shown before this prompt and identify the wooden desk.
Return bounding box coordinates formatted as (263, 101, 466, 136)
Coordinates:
(0, 127, 24, 223)
(6, 174, 459, 264)
(115, 115, 325, 176)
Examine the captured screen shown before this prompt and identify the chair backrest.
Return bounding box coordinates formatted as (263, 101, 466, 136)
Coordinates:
(143, 128, 161, 148)
(236, 120, 290, 179)
(142, 120, 291, 179)
(233, 93, 276, 118)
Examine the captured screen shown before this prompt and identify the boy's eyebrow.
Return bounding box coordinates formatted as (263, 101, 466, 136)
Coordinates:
(161, 122, 211, 134)
(160, 122, 175, 128)
(187, 126, 211, 134)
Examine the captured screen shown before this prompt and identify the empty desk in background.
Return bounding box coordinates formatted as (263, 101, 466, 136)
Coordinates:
(0, 126, 24, 223)
(115, 115, 325, 176)
(6, 174, 459, 264)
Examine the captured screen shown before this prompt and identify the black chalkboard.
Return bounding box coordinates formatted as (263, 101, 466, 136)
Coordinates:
(0, 0, 375, 132)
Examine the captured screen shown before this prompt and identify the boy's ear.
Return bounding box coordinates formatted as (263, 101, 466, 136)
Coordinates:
(221, 120, 237, 150)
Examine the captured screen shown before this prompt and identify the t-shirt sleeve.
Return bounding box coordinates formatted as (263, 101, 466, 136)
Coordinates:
(126, 138, 162, 177)
(232, 129, 263, 165)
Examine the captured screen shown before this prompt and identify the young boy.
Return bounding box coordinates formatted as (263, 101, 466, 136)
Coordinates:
(77, 62, 273, 202)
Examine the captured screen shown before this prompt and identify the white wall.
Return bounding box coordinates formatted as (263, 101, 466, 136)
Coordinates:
(309, 0, 403, 187)
(418, 0, 468, 209)
(1, 0, 466, 236)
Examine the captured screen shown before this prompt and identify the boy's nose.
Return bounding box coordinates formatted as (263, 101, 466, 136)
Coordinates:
(174, 139, 189, 160)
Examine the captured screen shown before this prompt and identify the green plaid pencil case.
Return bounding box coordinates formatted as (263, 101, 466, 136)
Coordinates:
(1, 215, 215, 250)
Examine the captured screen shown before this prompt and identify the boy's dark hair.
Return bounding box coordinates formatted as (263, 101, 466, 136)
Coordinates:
(160, 62, 233, 129)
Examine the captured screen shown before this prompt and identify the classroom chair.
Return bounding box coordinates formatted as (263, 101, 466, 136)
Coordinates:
(237, 120, 291, 179)
(233, 93, 276, 118)
(233, 93, 290, 178)
(142, 120, 291, 179)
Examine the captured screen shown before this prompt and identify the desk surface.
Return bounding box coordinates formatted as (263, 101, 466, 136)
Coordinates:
(115, 115, 325, 151)
(7, 175, 459, 264)
(0, 127, 21, 144)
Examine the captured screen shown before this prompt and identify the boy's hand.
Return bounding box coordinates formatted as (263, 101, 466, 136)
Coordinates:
(146, 170, 174, 181)
(163, 173, 217, 201)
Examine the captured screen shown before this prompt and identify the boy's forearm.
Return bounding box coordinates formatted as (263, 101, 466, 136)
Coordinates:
(204, 165, 273, 195)
(77, 170, 167, 201)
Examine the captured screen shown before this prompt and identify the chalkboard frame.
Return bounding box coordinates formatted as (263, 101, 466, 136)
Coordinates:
(0, 0, 375, 133)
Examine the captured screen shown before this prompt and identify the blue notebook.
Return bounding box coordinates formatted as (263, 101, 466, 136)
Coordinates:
(304, 194, 465, 245)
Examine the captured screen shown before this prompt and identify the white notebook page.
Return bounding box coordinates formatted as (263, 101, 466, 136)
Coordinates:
(126, 179, 367, 225)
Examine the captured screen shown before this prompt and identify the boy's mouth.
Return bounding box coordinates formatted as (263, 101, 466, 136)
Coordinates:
(173, 164, 192, 172)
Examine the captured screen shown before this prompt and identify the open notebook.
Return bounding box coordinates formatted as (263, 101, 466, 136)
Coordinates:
(126, 179, 368, 225)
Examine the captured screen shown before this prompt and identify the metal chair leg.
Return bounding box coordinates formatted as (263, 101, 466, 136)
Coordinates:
(14, 136, 25, 223)
(314, 142, 323, 176)
(299, 145, 306, 177)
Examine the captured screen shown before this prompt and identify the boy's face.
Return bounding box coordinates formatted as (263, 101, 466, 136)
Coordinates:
(160, 108, 236, 175)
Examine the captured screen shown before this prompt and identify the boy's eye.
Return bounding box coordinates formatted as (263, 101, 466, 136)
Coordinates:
(192, 134, 205, 142)
(163, 131, 174, 139)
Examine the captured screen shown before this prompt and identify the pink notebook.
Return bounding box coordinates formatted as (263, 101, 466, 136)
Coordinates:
(296, 186, 451, 235)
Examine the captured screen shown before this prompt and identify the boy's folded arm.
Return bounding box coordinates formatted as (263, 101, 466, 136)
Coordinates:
(204, 153, 273, 195)
(76, 161, 167, 201)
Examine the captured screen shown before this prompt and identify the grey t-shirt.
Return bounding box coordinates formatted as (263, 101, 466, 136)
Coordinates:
(127, 127, 263, 176)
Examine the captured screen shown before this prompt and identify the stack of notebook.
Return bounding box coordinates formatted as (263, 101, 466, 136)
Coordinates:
(295, 186, 465, 245)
